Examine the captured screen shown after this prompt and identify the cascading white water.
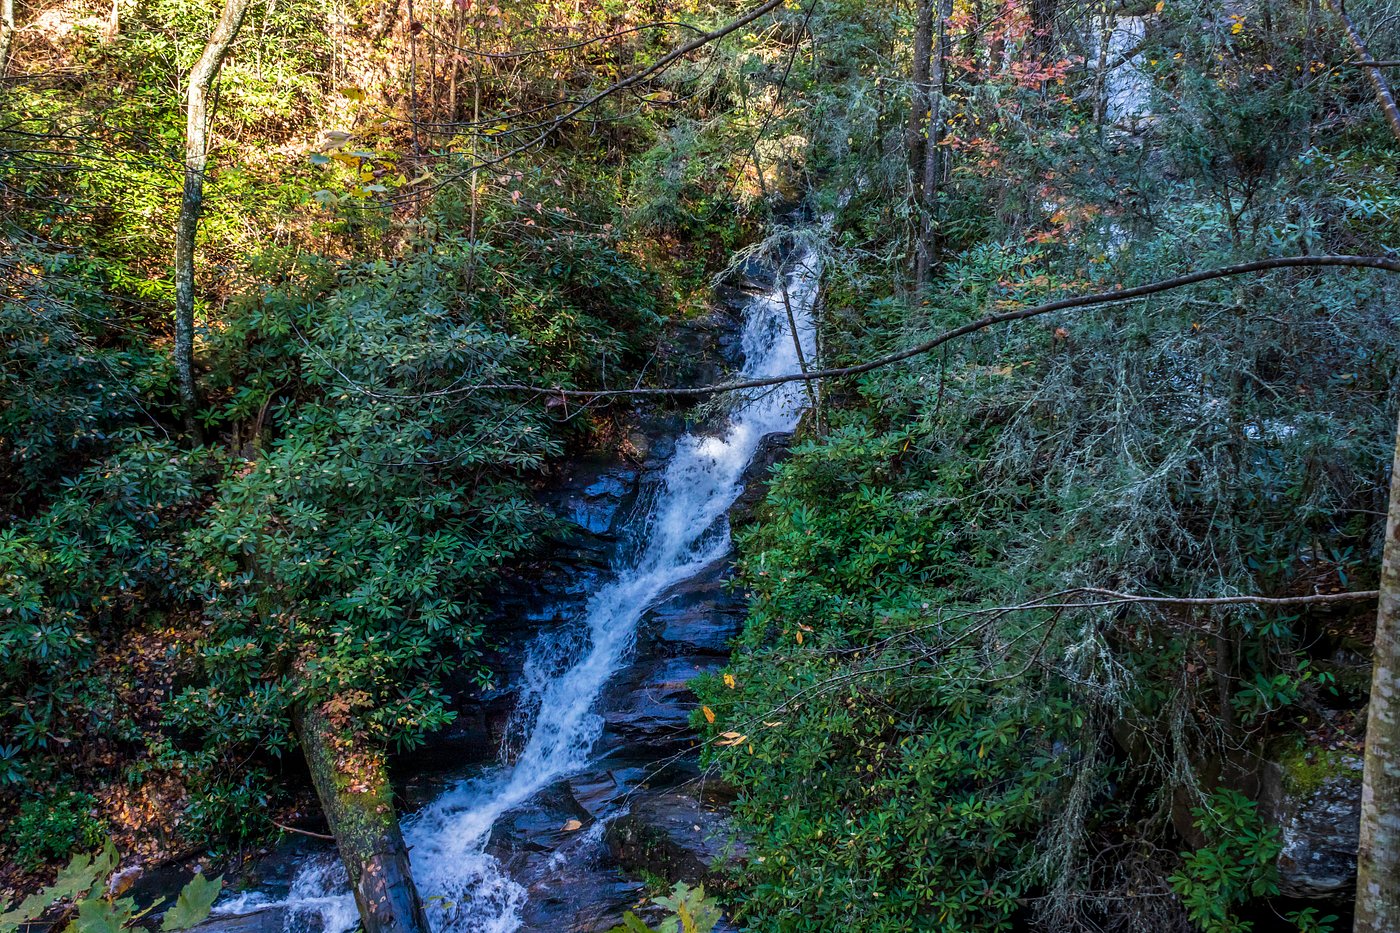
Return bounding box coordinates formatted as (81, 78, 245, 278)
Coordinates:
(214, 250, 820, 933)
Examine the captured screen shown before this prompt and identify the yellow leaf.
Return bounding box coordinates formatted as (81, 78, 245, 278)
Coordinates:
(795, 631, 804, 645)
(702, 706, 715, 723)
(562, 819, 582, 832)
(1153, 0, 1163, 11)
(723, 673, 737, 689)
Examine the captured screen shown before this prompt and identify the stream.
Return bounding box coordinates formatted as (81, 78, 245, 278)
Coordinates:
(211, 249, 821, 932)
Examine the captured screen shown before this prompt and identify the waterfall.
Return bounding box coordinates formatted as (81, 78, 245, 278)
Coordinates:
(214, 248, 821, 932)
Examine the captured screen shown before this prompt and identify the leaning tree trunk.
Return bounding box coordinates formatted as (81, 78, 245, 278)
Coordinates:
(174, 0, 252, 433)
(293, 702, 431, 933)
(1325, 0, 1400, 140)
(1357, 406, 1400, 933)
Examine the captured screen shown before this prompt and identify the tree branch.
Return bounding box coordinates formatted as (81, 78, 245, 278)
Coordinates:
(456, 254, 1400, 400)
(405, 0, 789, 198)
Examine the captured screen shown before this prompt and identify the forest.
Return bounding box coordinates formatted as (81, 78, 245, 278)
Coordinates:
(1, 0, 1399, 931)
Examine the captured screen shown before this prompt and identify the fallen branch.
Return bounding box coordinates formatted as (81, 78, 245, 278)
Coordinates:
(1077, 587, 1379, 608)
(454, 254, 1400, 400)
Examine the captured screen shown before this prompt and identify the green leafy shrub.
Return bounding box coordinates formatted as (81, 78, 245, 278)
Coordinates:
(11, 791, 106, 872)
(1169, 789, 1281, 933)
(0, 440, 205, 783)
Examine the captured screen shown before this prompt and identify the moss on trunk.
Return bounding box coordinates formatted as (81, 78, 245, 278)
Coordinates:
(293, 701, 430, 933)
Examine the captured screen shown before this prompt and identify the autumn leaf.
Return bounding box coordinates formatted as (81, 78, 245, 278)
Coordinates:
(702, 706, 715, 723)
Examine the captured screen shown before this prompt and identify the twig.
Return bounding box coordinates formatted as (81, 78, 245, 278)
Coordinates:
(271, 820, 335, 841)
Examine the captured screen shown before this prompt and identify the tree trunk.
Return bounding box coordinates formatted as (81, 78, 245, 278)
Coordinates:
(1357, 406, 1400, 933)
(1091, 10, 1112, 131)
(1, 0, 16, 80)
(174, 0, 252, 434)
(906, 0, 934, 175)
(1335, 8, 1400, 928)
(293, 702, 431, 933)
(915, 0, 953, 283)
(1325, 0, 1400, 141)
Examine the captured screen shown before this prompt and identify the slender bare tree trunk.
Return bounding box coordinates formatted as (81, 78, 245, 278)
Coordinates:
(294, 703, 431, 933)
(1358, 407, 1400, 933)
(1325, 0, 1400, 141)
(915, 0, 952, 283)
(0, 0, 16, 80)
(1091, 8, 1112, 131)
(175, 0, 253, 434)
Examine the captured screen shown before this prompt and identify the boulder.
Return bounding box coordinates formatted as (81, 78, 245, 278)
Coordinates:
(1260, 749, 1362, 899)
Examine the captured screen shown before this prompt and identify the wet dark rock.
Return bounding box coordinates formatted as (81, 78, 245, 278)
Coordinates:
(1260, 752, 1362, 899)
(605, 790, 745, 885)
(548, 456, 641, 537)
(728, 432, 792, 529)
(191, 910, 292, 933)
(644, 573, 746, 658)
(520, 865, 644, 933)
(569, 771, 627, 818)
(657, 305, 748, 390)
(603, 655, 718, 747)
(495, 786, 593, 857)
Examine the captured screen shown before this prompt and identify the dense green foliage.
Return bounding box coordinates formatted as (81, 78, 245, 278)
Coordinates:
(696, 1, 1400, 931)
(0, 0, 711, 880)
(3, 0, 1399, 930)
